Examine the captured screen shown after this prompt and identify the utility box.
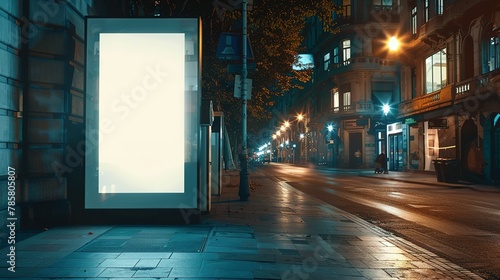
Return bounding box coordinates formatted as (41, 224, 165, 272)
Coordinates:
(211, 112, 224, 195)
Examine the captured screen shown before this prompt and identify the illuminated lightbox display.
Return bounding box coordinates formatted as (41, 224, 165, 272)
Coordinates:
(85, 18, 200, 209)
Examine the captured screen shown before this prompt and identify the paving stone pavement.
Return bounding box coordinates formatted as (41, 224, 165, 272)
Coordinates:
(0, 168, 486, 279)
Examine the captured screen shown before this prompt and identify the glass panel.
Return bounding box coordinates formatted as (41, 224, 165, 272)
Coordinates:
(324, 52, 330, 71)
(425, 48, 447, 93)
(437, 0, 443, 14)
(343, 40, 351, 63)
(411, 7, 417, 34)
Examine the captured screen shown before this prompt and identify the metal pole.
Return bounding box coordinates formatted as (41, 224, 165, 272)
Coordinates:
(238, 0, 250, 201)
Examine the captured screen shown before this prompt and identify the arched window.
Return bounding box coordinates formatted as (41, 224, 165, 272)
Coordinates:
(463, 36, 474, 79)
(425, 48, 447, 93)
(342, 39, 351, 65)
(482, 23, 500, 74)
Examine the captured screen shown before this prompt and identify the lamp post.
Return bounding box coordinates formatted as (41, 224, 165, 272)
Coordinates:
(238, 0, 249, 201)
(297, 114, 305, 164)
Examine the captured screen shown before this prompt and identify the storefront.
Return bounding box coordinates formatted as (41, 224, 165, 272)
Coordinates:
(402, 115, 457, 172)
(387, 122, 406, 171)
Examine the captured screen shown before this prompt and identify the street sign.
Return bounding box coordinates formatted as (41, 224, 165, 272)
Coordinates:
(216, 32, 254, 61)
(227, 62, 257, 73)
(234, 74, 252, 99)
(429, 118, 448, 129)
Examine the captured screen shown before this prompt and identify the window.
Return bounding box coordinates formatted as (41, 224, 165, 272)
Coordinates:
(424, 0, 429, 22)
(425, 48, 447, 93)
(436, 0, 443, 15)
(331, 88, 339, 112)
(342, 0, 351, 18)
(342, 40, 351, 65)
(324, 52, 331, 71)
(343, 91, 351, 111)
(485, 36, 500, 73)
(373, 0, 392, 11)
(411, 67, 417, 98)
(333, 47, 339, 64)
(411, 6, 417, 35)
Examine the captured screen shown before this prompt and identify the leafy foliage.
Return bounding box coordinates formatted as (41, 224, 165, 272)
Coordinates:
(127, 0, 339, 139)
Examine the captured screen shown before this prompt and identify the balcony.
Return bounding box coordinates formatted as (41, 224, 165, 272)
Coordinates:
(398, 85, 453, 117)
(330, 57, 399, 73)
(399, 69, 500, 118)
(454, 69, 500, 103)
(316, 101, 375, 122)
(313, 57, 399, 90)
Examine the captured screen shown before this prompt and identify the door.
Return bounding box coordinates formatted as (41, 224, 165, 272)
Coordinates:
(349, 132, 362, 168)
(389, 133, 403, 171)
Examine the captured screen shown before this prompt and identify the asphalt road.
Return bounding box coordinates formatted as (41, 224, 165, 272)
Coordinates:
(257, 163, 500, 279)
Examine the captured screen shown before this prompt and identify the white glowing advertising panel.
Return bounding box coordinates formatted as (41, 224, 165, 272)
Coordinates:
(85, 18, 200, 209)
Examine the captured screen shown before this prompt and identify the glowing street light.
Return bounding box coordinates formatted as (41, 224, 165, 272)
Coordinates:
(284, 121, 290, 128)
(382, 104, 391, 115)
(297, 114, 304, 121)
(327, 125, 334, 132)
(388, 36, 400, 51)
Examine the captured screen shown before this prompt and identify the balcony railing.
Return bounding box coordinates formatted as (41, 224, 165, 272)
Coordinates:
(455, 69, 500, 101)
(399, 69, 500, 117)
(327, 101, 374, 115)
(399, 85, 452, 115)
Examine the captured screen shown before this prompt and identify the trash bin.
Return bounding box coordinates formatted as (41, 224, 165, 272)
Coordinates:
(432, 159, 444, 182)
(433, 158, 460, 183)
(442, 159, 460, 183)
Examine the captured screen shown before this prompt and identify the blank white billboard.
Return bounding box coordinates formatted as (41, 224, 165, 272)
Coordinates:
(85, 18, 200, 209)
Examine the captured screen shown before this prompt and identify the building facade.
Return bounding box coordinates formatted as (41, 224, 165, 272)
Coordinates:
(276, 0, 402, 168)
(278, 0, 499, 184)
(397, 0, 500, 183)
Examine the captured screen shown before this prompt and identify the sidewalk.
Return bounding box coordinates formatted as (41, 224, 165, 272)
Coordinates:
(0, 168, 486, 279)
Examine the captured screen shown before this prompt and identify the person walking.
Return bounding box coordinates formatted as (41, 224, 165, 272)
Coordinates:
(375, 151, 388, 174)
(354, 150, 362, 168)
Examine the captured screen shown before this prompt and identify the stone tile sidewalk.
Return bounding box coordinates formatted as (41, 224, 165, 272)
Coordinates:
(0, 168, 486, 279)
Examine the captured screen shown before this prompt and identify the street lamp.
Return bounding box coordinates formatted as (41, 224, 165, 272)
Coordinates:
(296, 113, 305, 164)
(388, 36, 400, 51)
(382, 104, 391, 116)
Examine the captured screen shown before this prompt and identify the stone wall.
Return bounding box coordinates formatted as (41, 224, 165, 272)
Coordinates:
(0, 0, 94, 233)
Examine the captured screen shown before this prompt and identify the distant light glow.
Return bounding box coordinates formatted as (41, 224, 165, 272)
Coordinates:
(388, 36, 399, 51)
(300, 133, 305, 139)
(383, 104, 391, 115)
(293, 54, 314, 70)
(327, 125, 333, 132)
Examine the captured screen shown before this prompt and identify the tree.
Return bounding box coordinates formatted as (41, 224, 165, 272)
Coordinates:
(127, 0, 340, 142)
(205, 0, 340, 138)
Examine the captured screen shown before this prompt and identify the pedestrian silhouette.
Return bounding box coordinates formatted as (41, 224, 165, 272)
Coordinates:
(375, 152, 388, 174)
